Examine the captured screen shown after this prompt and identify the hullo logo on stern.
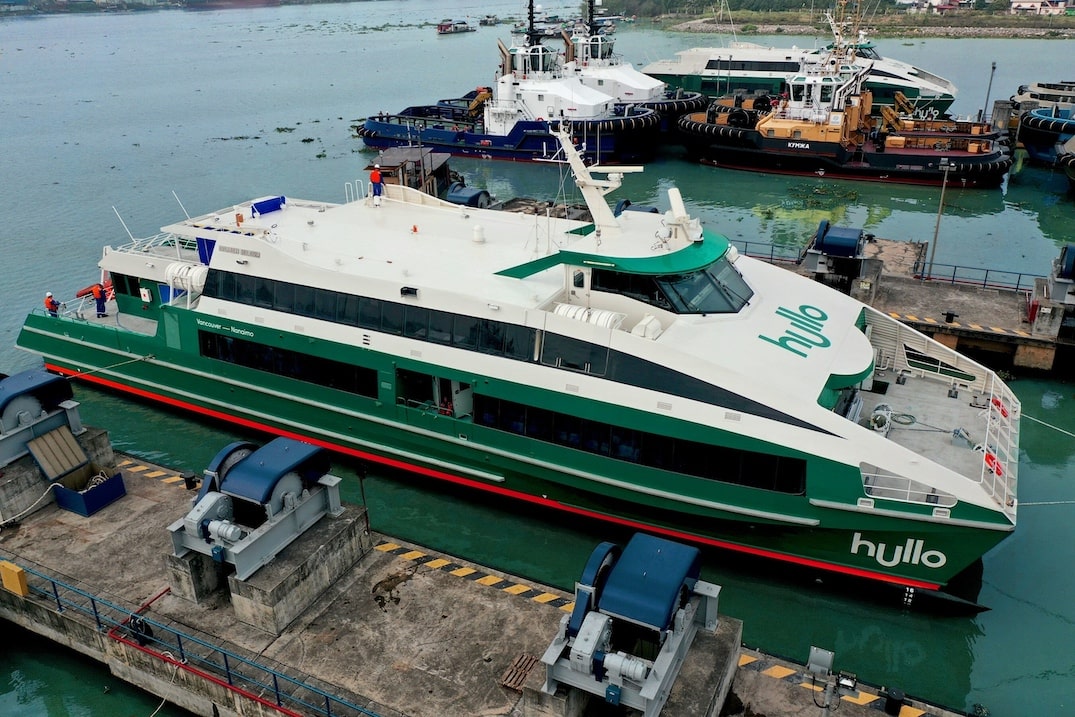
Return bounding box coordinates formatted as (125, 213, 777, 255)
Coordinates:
(758, 304, 831, 358)
(850, 532, 948, 569)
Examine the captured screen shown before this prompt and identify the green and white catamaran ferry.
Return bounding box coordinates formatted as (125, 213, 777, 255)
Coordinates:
(17, 130, 1017, 598)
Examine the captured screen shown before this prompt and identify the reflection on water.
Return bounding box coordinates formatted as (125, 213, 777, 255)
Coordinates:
(451, 154, 1065, 276)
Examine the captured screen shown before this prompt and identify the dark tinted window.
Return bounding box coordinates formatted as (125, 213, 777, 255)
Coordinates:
(405, 306, 430, 339)
(198, 330, 378, 398)
(471, 394, 804, 494)
(359, 298, 382, 329)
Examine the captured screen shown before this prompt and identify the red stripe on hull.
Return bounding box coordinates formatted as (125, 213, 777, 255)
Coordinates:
(48, 363, 943, 592)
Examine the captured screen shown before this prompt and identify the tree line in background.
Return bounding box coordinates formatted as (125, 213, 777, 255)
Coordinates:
(598, 0, 1048, 17)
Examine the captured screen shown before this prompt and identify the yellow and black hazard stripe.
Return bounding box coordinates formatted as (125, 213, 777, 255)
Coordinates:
(375, 541, 575, 613)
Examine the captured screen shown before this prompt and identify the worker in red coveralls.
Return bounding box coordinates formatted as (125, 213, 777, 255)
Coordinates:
(91, 282, 107, 318)
(44, 292, 60, 317)
(370, 164, 384, 207)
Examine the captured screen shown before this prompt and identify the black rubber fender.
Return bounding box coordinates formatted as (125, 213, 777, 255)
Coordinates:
(728, 108, 751, 128)
(1021, 114, 1075, 134)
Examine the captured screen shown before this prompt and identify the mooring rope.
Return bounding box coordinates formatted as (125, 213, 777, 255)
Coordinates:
(64, 354, 155, 380)
(1022, 413, 1075, 439)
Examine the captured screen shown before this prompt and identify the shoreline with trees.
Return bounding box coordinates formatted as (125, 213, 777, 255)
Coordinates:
(666, 13, 1074, 38)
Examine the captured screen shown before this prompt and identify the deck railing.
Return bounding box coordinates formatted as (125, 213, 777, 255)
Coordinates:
(731, 238, 1044, 293)
(916, 262, 1042, 293)
(111, 231, 200, 261)
(4, 559, 382, 717)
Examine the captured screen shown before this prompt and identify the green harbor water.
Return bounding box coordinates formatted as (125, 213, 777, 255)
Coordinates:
(1, 4, 1074, 715)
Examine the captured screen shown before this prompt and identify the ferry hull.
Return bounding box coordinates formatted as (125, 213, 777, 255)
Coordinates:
(18, 312, 1009, 593)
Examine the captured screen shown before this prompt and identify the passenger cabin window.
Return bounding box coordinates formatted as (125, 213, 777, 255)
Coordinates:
(198, 269, 782, 412)
(541, 333, 609, 375)
(473, 394, 806, 495)
(109, 273, 141, 297)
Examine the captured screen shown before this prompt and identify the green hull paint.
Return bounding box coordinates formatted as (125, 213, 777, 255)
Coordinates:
(17, 308, 1008, 588)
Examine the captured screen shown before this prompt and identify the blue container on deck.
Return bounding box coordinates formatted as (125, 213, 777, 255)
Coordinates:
(52, 473, 127, 517)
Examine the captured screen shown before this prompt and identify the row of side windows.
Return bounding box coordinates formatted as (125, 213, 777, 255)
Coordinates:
(704, 59, 800, 73)
(198, 330, 379, 398)
(202, 270, 539, 362)
(198, 270, 796, 425)
(202, 270, 612, 374)
(196, 324, 805, 496)
(473, 394, 806, 495)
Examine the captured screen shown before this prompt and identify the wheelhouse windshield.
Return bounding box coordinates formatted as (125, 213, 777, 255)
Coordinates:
(657, 255, 754, 314)
(592, 254, 753, 315)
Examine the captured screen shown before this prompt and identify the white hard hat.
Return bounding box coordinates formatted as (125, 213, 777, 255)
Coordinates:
(46, 292, 53, 297)
(374, 164, 380, 168)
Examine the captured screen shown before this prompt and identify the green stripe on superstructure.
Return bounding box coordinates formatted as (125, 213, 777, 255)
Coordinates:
(496, 234, 731, 279)
(817, 310, 874, 410)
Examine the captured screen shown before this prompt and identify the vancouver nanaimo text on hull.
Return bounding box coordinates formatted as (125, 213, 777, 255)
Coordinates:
(17, 130, 1017, 599)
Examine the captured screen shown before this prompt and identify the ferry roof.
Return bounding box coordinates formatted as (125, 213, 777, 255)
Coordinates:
(166, 185, 874, 414)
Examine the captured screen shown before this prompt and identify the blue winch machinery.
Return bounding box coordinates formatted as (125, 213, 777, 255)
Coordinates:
(802, 219, 870, 293)
(0, 369, 82, 467)
(168, 437, 343, 580)
(541, 533, 721, 716)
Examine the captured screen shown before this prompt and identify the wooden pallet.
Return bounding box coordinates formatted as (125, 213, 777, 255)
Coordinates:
(499, 653, 539, 692)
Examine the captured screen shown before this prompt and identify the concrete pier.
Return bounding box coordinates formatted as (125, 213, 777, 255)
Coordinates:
(0, 442, 968, 717)
(787, 236, 1071, 373)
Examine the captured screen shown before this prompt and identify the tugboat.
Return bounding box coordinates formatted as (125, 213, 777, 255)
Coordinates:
(561, 0, 707, 131)
(1057, 136, 1075, 191)
(356, 1, 660, 163)
(1017, 105, 1075, 165)
(677, 0, 1010, 188)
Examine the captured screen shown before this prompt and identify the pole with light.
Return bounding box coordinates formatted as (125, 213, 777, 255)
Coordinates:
(980, 61, 997, 123)
(927, 158, 951, 281)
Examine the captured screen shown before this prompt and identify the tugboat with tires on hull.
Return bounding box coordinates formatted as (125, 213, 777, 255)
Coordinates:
(560, 0, 707, 133)
(1017, 105, 1075, 165)
(355, 0, 660, 163)
(1057, 136, 1075, 191)
(677, 3, 1010, 188)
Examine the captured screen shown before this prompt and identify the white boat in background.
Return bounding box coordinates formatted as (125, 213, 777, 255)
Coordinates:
(561, 0, 708, 128)
(643, 21, 956, 118)
(1011, 81, 1075, 112)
